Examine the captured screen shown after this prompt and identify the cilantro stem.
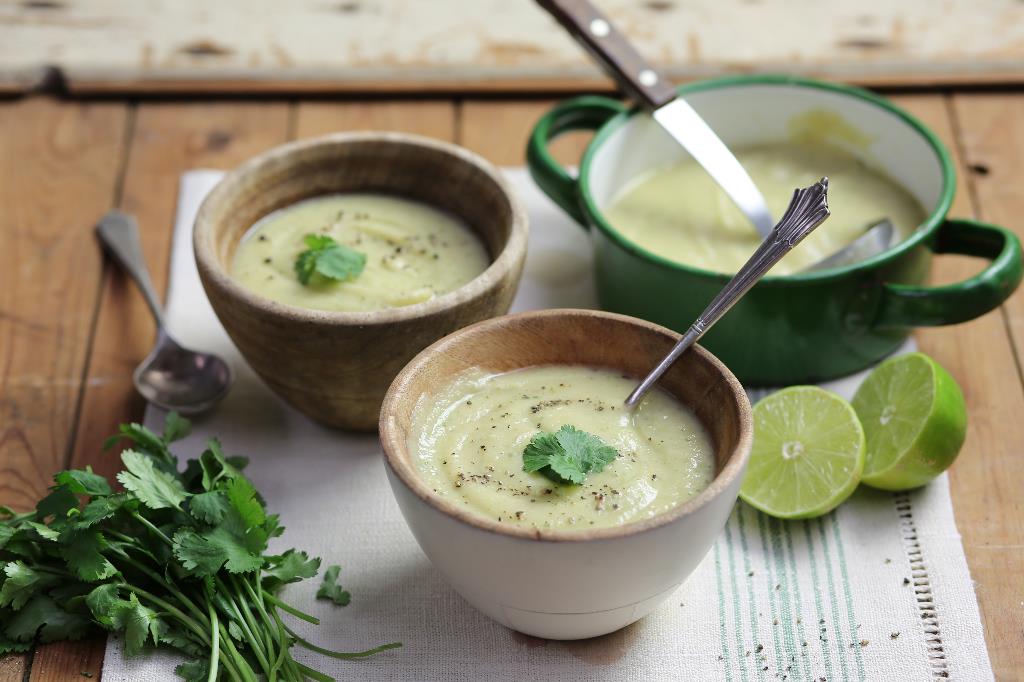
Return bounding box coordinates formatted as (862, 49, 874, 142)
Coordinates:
(121, 584, 209, 646)
(207, 601, 220, 682)
(267, 605, 293, 682)
(115, 552, 208, 625)
(261, 591, 320, 624)
(130, 511, 174, 546)
(217, 579, 272, 676)
(227, 575, 276, 668)
(292, 661, 334, 682)
(219, 622, 259, 682)
(282, 623, 402, 659)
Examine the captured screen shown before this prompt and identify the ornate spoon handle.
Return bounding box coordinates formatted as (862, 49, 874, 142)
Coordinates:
(625, 178, 831, 407)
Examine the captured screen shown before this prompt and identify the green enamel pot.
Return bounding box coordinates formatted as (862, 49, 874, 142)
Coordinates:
(527, 75, 1023, 385)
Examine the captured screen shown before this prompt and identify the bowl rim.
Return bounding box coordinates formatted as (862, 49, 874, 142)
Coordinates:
(575, 74, 957, 286)
(379, 308, 754, 543)
(193, 131, 529, 326)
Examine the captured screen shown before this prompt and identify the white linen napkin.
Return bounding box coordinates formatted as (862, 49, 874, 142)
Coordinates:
(101, 169, 993, 681)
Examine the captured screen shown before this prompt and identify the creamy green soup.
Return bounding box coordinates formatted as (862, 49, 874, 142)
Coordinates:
(231, 194, 489, 312)
(604, 142, 926, 275)
(410, 365, 715, 530)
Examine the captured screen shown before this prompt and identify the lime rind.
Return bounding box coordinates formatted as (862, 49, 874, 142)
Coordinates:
(740, 386, 865, 520)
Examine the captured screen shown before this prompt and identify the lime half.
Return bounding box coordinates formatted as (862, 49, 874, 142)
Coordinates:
(852, 352, 967, 491)
(740, 386, 865, 519)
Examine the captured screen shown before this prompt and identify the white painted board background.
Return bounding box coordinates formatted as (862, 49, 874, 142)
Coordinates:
(2, 0, 1024, 92)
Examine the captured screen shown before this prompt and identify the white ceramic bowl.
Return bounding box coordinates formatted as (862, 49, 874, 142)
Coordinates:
(379, 309, 752, 639)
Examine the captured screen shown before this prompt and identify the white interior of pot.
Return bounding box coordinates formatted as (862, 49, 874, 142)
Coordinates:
(587, 83, 947, 228)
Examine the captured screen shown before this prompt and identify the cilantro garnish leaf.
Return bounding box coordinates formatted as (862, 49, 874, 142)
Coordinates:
(522, 425, 619, 485)
(117, 450, 187, 511)
(316, 565, 351, 606)
(294, 234, 366, 285)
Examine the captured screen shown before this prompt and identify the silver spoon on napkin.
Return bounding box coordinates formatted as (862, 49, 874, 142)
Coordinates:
(536, 0, 891, 271)
(96, 210, 232, 414)
(625, 179, 831, 407)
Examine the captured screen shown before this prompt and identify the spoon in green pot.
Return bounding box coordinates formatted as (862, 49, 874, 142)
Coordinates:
(625, 178, 832, 408)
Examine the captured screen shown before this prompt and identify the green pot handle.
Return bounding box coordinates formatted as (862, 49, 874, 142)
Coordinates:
(875, 218, 1023, 328)
(526, 95, 627, 226)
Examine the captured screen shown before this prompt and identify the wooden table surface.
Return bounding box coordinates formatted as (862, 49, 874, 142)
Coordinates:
(0, 91, 1021, 681)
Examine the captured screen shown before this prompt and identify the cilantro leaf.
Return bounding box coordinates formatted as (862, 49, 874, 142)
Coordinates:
(522, 425, 619, 485)
(117, 450, 187, 511)
(198, 439, 242, 491)
(110, 593, 165, 656)
(108, 422, 176, 471)
(0, 630, 31, 655)
(25, 521, 60, 541)
(174, 658, 210, 682)
(35, 486, 79, 522)
(294, 234, 366, 285)
(85, 583, 121, 626)
(209, 511, 267, 574)
(262, 550, 320, 590)
(225, 476, 265, 530)
(188, 491, 229, 525)
(162, 412, 191, 444)
(172, 529, 227, 576)
(173, 506, 266, 576)
(315, 565, 351, 606)
(162, 628, 204, 658)
(1, 561, 58, 610)
(4, 595, 91, 644)
(54, 468, 112, 497)
(76, 494, 128, 528)
(61, 531, 117, 581)
(0, 525, 14, 550)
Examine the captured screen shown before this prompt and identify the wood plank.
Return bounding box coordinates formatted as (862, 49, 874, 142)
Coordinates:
(460, 100, 594, 166)
(892, 94, 1024, 679)
(949, 93, 1024, 373)
(0, 651, 27, 682)
(295, 101, 455, 141)
(26, 102, 292, 682)
(5, 0, 1024, 94)
(0, 98, 128, 509)
(0, 95, 128, 682)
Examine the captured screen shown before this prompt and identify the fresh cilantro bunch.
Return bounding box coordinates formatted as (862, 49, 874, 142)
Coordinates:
(522, 425, 619, 485)
(0, 414, 399, 681)
(294, 234, 366, 285)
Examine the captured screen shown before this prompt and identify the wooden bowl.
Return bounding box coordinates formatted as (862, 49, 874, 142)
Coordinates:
(379, 309, 752, 639)
(194, 132, 528, 430)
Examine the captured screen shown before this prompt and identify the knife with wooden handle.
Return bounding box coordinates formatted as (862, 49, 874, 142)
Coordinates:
(536, 0, 776, 237)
